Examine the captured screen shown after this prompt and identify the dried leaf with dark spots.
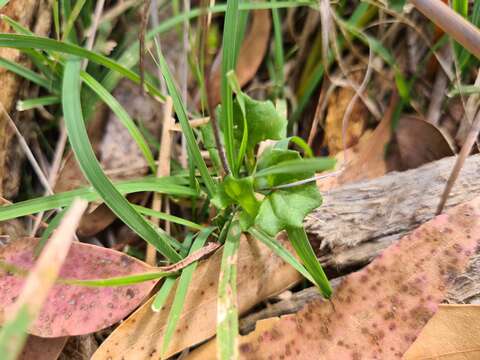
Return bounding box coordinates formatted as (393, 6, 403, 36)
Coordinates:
(0, 238, 156, 337)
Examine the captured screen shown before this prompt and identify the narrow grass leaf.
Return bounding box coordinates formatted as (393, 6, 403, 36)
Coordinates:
(248, 226, 314, 284)
(17, 96, 60, 111)
(60, 271, 171, 287)
(62, 59, 180, 262)
(161, 227, 215, 356)
(217, 219, 241, 360)
(220, 0, 240, 174)
(0, 177, 195, 221)
(287, 227, 332, 298)
(0, 57, 57, 92)
(155, 41, 216, 197)
(134, 205, 204, 230)
(81, 71, 157, 172)
(62, 0, 86, 41)
(152, 277, 177, 312)
(0, 34, 163, 99)
(254, 157, 335, 178)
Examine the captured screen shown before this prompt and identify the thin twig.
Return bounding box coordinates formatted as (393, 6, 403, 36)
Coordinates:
(82, 0, 106, 69)
(411, 0, 480, 60)
(146, 97, 174, 265)
(149, 0, 167, 93)
(436, 109, 480, 214)
(0, 103, 53, 195)
(157, 242, 220, 272)
(31, 120, 68, 236)
(139, 0, 152, 95)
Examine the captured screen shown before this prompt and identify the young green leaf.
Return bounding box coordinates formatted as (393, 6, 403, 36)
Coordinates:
(62, 59, 180, 262)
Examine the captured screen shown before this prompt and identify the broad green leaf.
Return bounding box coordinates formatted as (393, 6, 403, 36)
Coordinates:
(255, 183, 321, 236)
(62, 59, 180, 262)
(232, 95, 287, 155)
(217, 219, 241, 360)
(223, 175, 260, 217)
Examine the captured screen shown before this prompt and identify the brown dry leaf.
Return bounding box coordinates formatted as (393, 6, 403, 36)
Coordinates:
(208, 10, 272, 106)
(323, 84, 368, 155)
(387, 116, 455, 172)
(189, 198, 480, 359)
(91, 234, 301, 360)
(317, 95, 398, 190)
(403, 304, 480, 360)
(19, 336, 67, 360)
(1, 200, 86, 358)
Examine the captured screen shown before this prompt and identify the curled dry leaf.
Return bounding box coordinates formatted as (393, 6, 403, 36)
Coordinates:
(386, 116, 454, 172)
(404, 304, 480, 360)
(188, 197, 480, 359)
(0, 237, 157, 337)
(92, 234, 301, 360)
(19, 336, 67, 360)
(208, 10, 272, 106)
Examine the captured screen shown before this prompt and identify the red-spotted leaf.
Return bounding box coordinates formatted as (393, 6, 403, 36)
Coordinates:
(0, 238, 157, 337)
(188, 197, 480, 359)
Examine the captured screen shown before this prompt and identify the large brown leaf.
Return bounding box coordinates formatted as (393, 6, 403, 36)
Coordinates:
(0, 238, 156, 337)
(189, 197, 480, 359)
(92, 234, 301, 359)
(404, 304, 480, 359)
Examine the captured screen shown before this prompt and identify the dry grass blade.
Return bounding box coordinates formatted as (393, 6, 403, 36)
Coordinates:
(0, 199, 87, 360)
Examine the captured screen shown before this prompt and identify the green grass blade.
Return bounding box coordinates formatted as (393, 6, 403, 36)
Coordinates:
(155, 40, 216, 197)
(62, 0, 87, 41)
(161, 227, 215, 356)
(60, 271, 171, 287)
(255, 157, 336, 178)
(271, 0, 285, 97)
(0, 177, 195, 221)
(286, 226, 332, 298)
(0, 57, 57, 92)
(81, 71, 157, 172)
(34, 207, 67, 257)
(62, 59, 180, 262)
(133, 205, 204, 230)
(0, 305, 30, 360)
(17, 96, 60, 111)
(217, 219, 241, 360)
(152, 277, 177, 312)
(220, 0, 240, 174)
(0, 34, 163, 99)
(248, 226, 314, 284)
